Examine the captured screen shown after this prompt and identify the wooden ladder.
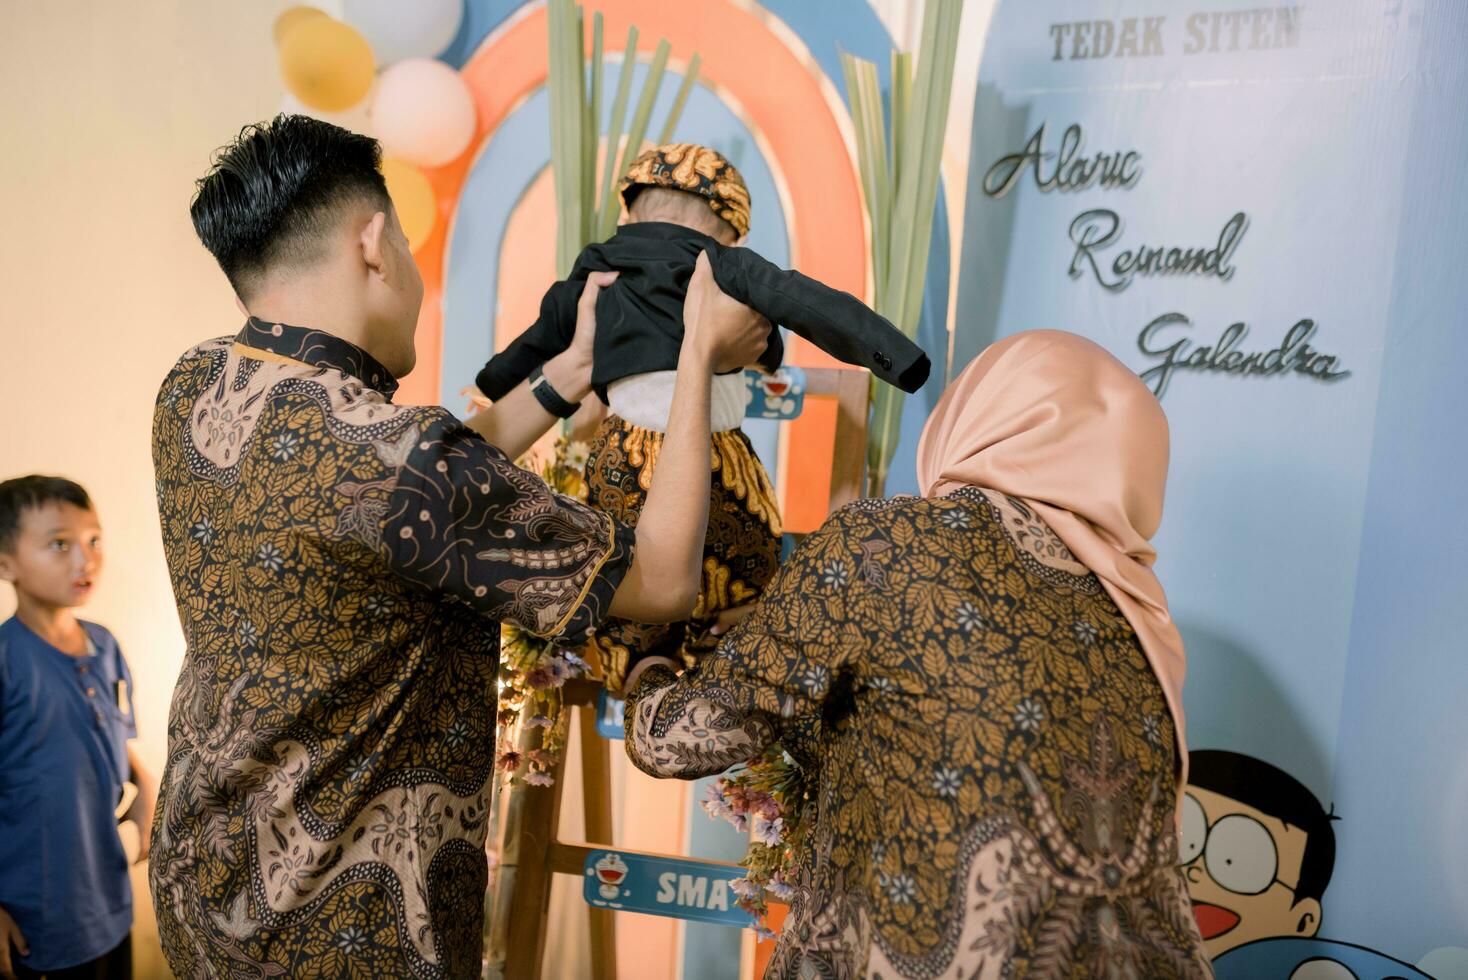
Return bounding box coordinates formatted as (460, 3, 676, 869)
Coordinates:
(485, 366, 870, 979)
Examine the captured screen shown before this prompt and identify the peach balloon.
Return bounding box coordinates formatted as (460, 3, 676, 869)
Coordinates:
(372, 58, 477, 168)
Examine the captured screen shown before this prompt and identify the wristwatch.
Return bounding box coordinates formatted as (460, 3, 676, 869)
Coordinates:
(528, 366, 580, 418)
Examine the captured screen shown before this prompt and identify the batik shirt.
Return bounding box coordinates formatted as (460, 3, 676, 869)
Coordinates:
(627, 490, 1211, 979)
(149, 319, 634, 979)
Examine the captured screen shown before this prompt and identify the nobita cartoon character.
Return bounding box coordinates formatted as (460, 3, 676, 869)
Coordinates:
(1181, 749, 1338, 960)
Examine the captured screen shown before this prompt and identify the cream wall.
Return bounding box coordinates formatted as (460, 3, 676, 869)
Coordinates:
(1, 3, 317, 975)
(0, 0, 310, 778)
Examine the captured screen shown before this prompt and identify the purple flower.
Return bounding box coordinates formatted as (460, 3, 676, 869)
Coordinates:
(752, 814, 784, 847)
(702, 783, 733, 822)
(546, 657, 572, 685)
(753, 924, 777, 941)
(526, 714, 555, 729)
(523, 666, 559, 690)
(730, 876, 758, 899)
(738, 788, 775, 817)
(766, 879, 794, 901)
(523, 771, 554, 787)
(559, 649, 591, 674)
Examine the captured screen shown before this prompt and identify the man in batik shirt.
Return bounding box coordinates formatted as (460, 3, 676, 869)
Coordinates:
(149, 115, 768, 978)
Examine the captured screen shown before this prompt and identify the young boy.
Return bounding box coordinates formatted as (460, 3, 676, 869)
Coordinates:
(477, 143, 930, 690)
(0, 477, 150, 980)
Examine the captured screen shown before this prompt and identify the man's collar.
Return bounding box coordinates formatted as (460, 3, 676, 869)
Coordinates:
(613, 221, 720, 248)
(236, 318, 399, 398)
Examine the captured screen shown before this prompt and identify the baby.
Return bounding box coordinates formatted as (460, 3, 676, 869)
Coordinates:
(477, 143, 929, 691)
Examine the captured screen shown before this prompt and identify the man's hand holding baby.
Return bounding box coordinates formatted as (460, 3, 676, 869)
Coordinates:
(683, 251, 771, 373)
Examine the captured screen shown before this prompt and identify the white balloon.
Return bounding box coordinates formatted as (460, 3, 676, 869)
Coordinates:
(279, 89, 374, 136)
(343, 0, 463, 66)
(372, 59, 476, 168)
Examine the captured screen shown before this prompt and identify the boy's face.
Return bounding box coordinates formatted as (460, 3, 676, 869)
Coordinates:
(1180, 786, 1322, 959)
(0, 502, 103, 608)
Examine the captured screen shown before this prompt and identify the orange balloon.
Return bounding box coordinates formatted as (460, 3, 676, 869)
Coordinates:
(279, 18, 375, 113)
(272, 6, 328, 46)
(382, 158, 437, 252)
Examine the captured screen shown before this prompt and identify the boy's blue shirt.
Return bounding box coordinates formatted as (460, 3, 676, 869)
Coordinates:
(0, 615, 135, 971)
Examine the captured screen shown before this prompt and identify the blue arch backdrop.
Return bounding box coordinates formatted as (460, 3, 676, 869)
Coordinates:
(438, 0, 951, 499)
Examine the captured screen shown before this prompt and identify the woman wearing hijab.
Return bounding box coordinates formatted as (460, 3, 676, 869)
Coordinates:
(624, 331, 1212, 978)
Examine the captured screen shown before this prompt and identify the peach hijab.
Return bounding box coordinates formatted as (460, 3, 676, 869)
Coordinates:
(916, 330, 1188, 783)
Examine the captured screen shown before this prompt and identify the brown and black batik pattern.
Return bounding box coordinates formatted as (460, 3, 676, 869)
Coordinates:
(582, 415, 781, 693)
(627, 490, 1211, 979)
(149, 319, 632, 979)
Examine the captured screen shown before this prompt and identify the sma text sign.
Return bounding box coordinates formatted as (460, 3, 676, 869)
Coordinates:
(582, 849, 755, 928)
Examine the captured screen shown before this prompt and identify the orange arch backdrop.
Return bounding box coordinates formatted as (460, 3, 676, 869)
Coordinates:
(398, 0, 868, 531)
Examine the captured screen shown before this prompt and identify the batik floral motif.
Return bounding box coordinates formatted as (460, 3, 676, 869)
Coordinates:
(150, 320, 633, 978)
(628, 490, 1211, 978)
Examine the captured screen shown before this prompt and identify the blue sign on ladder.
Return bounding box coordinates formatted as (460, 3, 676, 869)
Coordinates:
(583, 849, 755, 928)
(743, 366, 806, 420)
(595, 689, 625, 740)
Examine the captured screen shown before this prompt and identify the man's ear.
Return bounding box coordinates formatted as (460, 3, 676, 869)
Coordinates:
(361, 210, 389, 280)
(1291, 897, 1322, 936)
(734, 233, 748, 247)
(0, 552, 17, 584)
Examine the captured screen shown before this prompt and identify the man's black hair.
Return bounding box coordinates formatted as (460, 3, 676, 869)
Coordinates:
(190, 114, 390, 299)
(1189, 748, 1338, 903)
(0, 476, 93, 552)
